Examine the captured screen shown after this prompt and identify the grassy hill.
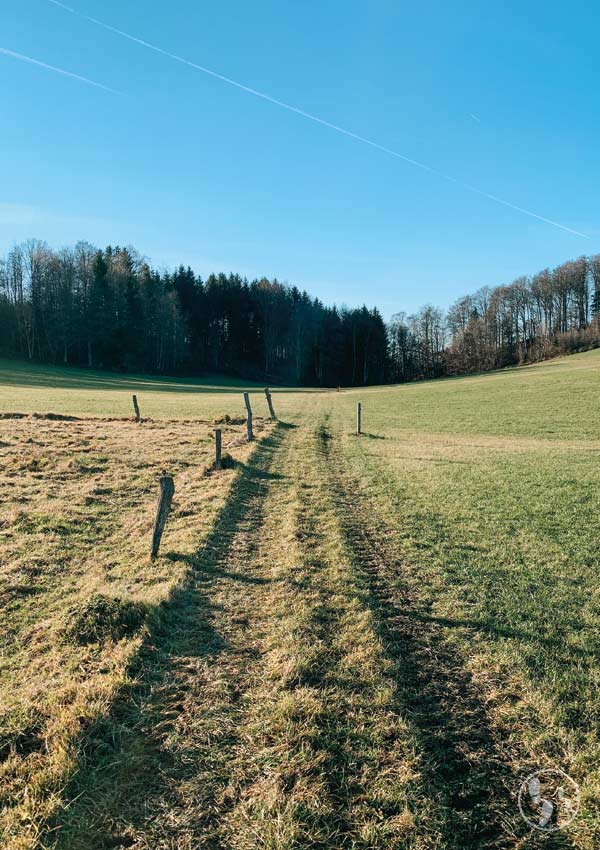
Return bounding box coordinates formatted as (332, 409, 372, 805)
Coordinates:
(1, 351, 599, 848)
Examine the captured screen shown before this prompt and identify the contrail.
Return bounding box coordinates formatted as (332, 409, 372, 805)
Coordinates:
(45, 0, 589, 239)
(0, 46, 120, 94)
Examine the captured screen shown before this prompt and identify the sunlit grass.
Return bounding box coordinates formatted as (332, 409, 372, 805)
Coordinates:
(1, 349, 600, 848)
(0, 358, 322, 419)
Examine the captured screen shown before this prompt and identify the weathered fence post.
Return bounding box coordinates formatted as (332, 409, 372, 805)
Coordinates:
(132, 394, 141, 422)
(264, 387, 277, 420)
(151, 471, 174, 559)
(243, 392, 254, 441)
(356, 402, 362, 436)
(214, 428, 222, 470)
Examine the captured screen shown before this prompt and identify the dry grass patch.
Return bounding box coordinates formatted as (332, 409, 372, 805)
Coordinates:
(0, 414, 268, 849)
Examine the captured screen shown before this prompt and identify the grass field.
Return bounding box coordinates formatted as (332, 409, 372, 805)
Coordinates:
(0, 360, 322, 419)
(1, 353, 600, 848)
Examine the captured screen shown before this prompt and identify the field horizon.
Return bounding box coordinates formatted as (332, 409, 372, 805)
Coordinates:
(2, 346, 599, 415)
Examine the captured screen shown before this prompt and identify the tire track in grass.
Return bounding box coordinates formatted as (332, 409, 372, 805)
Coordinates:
(49, 409, 578, 849)
(320, 423, 579, 850)
(51, 424, 291, 850)
(219, 416, 430, 848)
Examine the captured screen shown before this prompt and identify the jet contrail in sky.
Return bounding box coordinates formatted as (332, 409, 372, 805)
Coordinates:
(0, 45, 119, 93)
(45, 0, 589, 239)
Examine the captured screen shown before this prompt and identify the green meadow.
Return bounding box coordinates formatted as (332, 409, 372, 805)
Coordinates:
(1, 351, 599, 848)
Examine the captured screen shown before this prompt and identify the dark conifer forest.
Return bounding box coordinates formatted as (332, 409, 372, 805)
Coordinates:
(1, 239, 599, 386)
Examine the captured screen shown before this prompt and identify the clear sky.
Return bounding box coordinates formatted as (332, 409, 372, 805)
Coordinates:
(1, 0, 598, 317)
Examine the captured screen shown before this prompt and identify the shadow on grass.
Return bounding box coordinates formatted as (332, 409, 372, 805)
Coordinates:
(226, 462, 285, 481)
(0, 359, 318, 395)
(49, 424, 290, 850)
(320, 425, 578, 850)
(403, 609, 600, 665)
(166, 554, 274, 587)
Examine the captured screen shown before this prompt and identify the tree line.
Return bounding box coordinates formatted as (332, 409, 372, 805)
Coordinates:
(1, 239, 599, 386)
(0, 240, 386, 386)
(387, 254, 600, 381)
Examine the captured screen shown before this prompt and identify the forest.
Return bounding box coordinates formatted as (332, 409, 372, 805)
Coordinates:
(1, 239, 599, 386)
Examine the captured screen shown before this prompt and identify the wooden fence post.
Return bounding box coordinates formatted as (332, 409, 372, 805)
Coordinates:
(132, 394, 141, 422)
(356, 402, 362, 436)
(214, 428, 222, 470)
(151, 471, 174, 559)
(243, 392, 254, 441)
(264, 387, 277, 420)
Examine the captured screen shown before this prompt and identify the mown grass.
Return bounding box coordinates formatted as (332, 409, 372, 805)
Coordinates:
(1, 350, 599, 848)
(349, 348, 600, 440)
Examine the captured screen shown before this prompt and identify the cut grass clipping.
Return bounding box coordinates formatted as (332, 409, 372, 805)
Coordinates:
(60, 594, 146, 645)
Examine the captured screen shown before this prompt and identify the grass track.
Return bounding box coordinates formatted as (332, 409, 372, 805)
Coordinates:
(52, 412, 423, 847)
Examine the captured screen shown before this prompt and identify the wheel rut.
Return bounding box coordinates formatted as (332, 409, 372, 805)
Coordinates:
(320, 423, 576, 850)
(215, 416, 426, 848)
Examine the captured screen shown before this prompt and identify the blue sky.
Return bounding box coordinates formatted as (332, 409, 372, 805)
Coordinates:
(1, 0, 598, 317)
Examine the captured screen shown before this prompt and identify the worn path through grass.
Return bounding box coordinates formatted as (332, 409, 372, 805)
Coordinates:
(50, 405, 427, 848)
(324, 397, 600, 849)
(45, 401, 583, 849)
